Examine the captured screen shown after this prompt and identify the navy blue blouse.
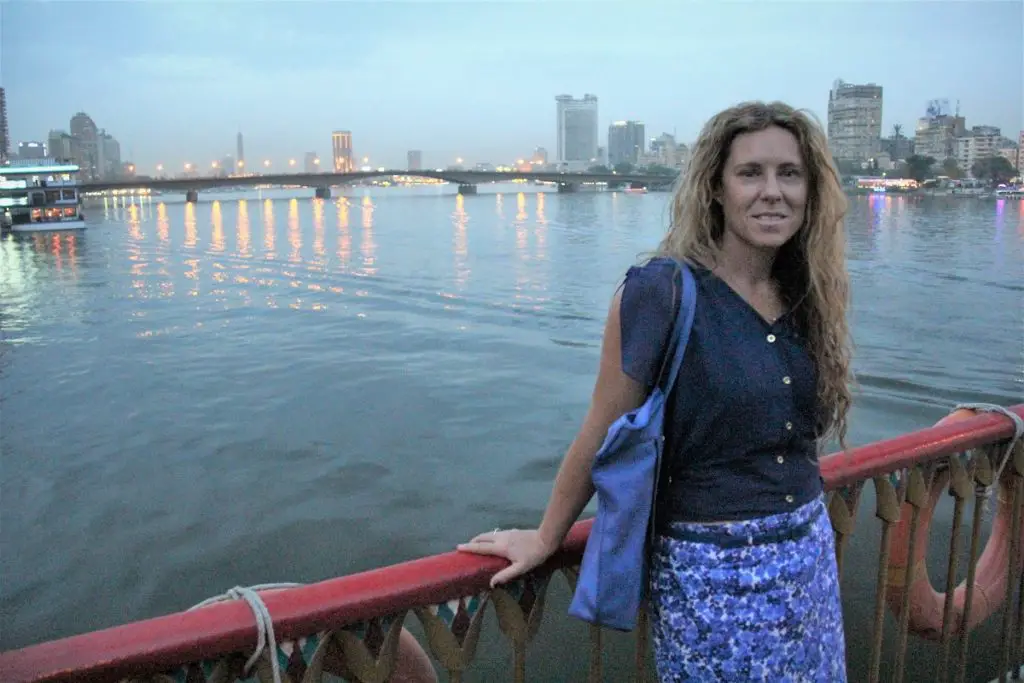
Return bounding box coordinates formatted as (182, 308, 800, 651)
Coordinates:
(620, 257, 823, 524)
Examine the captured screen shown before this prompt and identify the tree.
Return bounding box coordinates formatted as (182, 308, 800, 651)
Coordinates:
(891, 124, 903, 140)
(941, 158, 964, 179)
(587, 164, 611, 173)
(613, 161, 635, 174)
(971, 156, 1016, 184)
(904, 155, 936, 182)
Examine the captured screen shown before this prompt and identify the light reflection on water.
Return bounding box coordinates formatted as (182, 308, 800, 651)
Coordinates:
(0, 189, 1021, 682)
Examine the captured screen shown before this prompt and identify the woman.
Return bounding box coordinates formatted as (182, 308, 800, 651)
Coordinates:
(458, 101, 852, 681)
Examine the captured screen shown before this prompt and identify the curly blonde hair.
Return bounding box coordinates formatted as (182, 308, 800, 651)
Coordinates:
(657, 100, 853, 447)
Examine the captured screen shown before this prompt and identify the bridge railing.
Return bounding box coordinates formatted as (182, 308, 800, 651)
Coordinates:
(1, 405, 1022, 683)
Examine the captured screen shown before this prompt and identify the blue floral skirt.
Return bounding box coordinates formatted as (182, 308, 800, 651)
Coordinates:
(648, 494, 847, 682)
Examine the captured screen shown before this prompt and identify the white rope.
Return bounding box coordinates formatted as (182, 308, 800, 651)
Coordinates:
(189, 582, 302, 683)
(952, 402, 1024, 507)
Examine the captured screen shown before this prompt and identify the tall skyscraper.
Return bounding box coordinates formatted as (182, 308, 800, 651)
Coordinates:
(555, 94, 599, 167)
(827, 79, 883, 163)
(48, 130, 75, 162)
(607, 121, 645, 166)
(0, 87, 9, 163)
(98, 130, 121, 180)
(407, 150, 422, 171)
(70, 112, 100, 180)
(236, 132, 245, 173)
(332, 131, 353, 172)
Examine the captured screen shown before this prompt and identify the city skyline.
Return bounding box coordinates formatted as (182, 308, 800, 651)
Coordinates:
(2, 1, 1022, 171)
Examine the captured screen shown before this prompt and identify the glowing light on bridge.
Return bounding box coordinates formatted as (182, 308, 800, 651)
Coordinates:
(263, 160, 271, 168)
(289, 159, 296, 167)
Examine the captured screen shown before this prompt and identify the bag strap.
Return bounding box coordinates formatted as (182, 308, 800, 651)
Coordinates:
(657, 260, 697, 396)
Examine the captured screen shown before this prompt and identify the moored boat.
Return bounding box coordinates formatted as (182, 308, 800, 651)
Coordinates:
(0, 160, 88, 233)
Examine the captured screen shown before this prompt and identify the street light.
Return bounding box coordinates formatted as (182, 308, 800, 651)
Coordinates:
(263, 160, 271, 167)
(289, 159, 296, 167)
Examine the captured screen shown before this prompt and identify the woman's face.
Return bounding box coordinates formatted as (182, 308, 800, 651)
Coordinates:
(718, 125, 808, 253)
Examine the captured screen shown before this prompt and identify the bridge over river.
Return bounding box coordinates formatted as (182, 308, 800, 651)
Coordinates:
(79, 168, 679, 201)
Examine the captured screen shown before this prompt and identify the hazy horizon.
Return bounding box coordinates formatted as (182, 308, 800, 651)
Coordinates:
(3, 0, 1021, 172)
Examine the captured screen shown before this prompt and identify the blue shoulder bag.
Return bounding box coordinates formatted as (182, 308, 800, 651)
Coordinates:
(567, 260, 697, 632)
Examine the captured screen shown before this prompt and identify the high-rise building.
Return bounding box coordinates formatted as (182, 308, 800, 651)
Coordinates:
(914, 100, 965, 162)
(70, 112, 100, 181)
(98, 130, 121, 180)
(0, 87, 9, 163)
(237, 132, 245, 173)
(608, 121, 645, 166)
(555, 94, 599, 167)
(649, 133, 686, 168)
(827, 80, 883, 163)
(956, 126, 1002, 175)
(531, 147, 548, 165)
(1018, 131, 1024, 173)
(407, 150, 422, 171)
(304, 151, 320, 174)
(332, 131, 354, 172)
(48, 130, 75, 162)
(18, 141, 46, 160)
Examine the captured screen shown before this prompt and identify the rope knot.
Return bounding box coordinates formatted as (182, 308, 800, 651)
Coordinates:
(189, 582, 301, 683)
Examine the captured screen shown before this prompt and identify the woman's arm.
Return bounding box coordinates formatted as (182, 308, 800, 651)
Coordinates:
(458, 288, 648, 586)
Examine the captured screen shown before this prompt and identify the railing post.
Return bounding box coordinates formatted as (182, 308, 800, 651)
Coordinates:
(937, 454, 974, 683)
(490, 573, 550, 683)
(954, 449, 994, 683)
(998, 441, 1024, 682)
(892, 464, 932, 683)
(869, 474, 904, 683)
(563, 567, 603, 683)
(828, 483, 864, 581)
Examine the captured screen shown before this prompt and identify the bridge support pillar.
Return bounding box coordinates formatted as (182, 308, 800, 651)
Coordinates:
(457, 184, 477, 195)
(314, 186, 331, 199)
(557, 183, 578, 193)
(185, 190, 199, 203)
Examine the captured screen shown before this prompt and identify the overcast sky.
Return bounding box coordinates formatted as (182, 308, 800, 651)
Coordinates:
(2, 0, 1021, 172)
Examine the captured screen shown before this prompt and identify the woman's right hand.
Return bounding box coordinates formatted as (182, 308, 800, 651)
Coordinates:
(456, 528, 557, 588)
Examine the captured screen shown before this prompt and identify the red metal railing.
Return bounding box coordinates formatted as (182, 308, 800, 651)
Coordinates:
(2, 404, 1022, 683)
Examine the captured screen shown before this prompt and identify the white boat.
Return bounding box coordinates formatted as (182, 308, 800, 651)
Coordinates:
(0, 161, 88, 233)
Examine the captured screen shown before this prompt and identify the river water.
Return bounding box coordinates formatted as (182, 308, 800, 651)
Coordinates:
(1, 185, 1021, 681)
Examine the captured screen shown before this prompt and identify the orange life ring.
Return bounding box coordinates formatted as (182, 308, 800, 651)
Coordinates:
(884, 408, 1022, 640)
